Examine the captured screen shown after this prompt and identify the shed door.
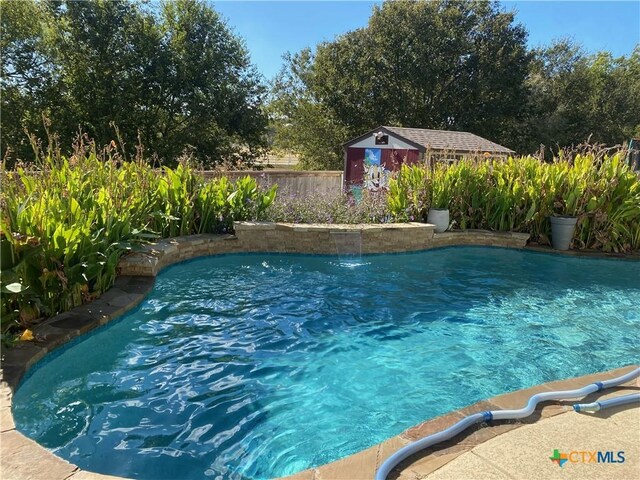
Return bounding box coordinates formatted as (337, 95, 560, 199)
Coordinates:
(346, 148, 365, 186)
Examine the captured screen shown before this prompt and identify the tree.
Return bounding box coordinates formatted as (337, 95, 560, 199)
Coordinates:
(153, 0, 268, 164)
(1, 0, 268, 167)
(268, 51, 348, 169)
(0, 0, 59, 163)
(525, 40, 640, 154)
(47, 0, 164, 157)
(270, 0, 531, 168)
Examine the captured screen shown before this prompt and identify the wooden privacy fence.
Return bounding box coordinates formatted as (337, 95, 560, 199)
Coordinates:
(203, 170, 344, 196)
(4, 169, 345, 196)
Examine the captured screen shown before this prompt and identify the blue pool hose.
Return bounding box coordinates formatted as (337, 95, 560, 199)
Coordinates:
(375, 367, 640, 480)
(573, 393, 640, 412)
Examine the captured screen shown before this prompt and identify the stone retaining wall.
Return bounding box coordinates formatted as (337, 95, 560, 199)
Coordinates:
(432, 230, 533, 248)
(236, 222, 441, 254)
(118, 222, 531, 276)
(116, 234, 239, 277)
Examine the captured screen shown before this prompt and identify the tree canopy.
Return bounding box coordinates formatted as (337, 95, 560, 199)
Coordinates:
(526, 41, 640, 153)
(2, 0, 638, 169)
(1, 0, 268, 167)
(270, 0, 639, 168)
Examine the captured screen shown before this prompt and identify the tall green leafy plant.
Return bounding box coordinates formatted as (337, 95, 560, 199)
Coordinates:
(388, 164, 430, 222)
(388, 153, 640, 252)
(0, 142, 277, 342)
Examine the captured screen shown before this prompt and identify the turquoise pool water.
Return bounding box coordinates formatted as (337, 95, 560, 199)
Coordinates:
(13, 248, 639, 479)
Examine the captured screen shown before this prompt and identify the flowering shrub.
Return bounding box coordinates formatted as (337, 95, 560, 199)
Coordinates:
(265, 189, 391, 224)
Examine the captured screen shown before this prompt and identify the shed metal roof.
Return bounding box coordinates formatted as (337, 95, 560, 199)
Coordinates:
(344, 126, 514, 154)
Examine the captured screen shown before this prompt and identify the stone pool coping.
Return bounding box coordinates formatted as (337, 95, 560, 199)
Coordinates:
(0, 222, 637, 479)
(116, 223, 531, 276)
(421, 395, 640, 479)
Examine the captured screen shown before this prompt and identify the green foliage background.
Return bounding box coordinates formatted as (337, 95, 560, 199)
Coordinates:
(269, 1, 640, 169)
(3, 0, 638, 170)
(388, 154, 640, 252)
(0, 145, 276, 341)
(1, 0, 268, 167)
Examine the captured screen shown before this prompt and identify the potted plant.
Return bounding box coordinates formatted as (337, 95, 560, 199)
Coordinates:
(427, 174, 450, 233)
(549, 215, 577, 250)
(549, 185, 584, 250)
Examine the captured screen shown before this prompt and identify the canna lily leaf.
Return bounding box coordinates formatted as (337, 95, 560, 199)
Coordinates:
(4, 282, 28, 293)
(525, 202, 537, 222)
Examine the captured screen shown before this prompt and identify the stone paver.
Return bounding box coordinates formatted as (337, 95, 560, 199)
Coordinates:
(69, 471, 132, 480)
(0, 430, 77, 480)
(316, 446, 379, 480)
(395, 446, 471, 479)
(281, 468, 316, 480)
(403, 411, 464, 442)
(426, 451, 514, 479)
(377, 436, 411, 470)
(0, 382, 15, 433)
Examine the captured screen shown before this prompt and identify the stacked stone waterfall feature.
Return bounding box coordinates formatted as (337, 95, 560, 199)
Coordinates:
(330, 231, 363, 259)
(117, 222, 531, 277)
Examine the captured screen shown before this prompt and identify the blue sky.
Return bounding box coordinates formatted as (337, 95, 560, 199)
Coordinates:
(213, 1, 640, 81)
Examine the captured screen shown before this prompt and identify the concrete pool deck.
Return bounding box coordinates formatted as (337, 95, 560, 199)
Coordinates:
(422, 405, 639, 480)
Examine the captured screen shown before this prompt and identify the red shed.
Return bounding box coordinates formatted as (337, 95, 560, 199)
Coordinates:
(343, 126, 514, 188)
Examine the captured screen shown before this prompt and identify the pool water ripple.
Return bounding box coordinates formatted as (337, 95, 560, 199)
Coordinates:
(12, 247, 640, 479)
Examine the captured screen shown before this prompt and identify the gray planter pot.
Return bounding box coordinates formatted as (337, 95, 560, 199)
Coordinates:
(550, 215, 578, 250)
(427, 208, 450, 233)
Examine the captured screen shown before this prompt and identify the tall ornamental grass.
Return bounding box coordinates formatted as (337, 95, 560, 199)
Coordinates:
(388, 153, 640, 252)
(0, 147, 276, 340)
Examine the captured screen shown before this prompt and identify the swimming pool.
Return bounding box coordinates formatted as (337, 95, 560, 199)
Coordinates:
(12, 247, 640, 479)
